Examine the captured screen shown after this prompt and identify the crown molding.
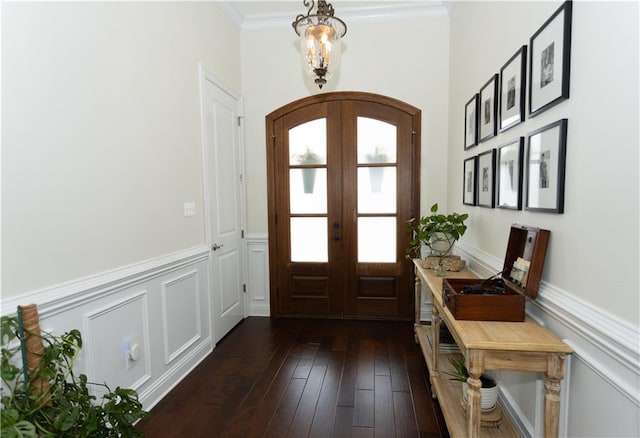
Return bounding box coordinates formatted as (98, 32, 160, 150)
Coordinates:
(217, 1, 244, 30)
(220, 1, 448, 32)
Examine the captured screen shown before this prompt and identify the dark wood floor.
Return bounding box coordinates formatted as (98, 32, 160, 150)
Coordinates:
(137, 317, 448, 438)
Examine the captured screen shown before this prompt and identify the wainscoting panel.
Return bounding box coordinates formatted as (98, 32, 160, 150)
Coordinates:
(246, 234, 270, 316)
(455, 243, 640, 438)
(161, 270, 201, 364)
(0, 245, 213, 411)
(83, 290, 151, 396)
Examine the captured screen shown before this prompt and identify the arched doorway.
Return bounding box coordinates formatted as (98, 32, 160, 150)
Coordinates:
(266, 92, 421, 320)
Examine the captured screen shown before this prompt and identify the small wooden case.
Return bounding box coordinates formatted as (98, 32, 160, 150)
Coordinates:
(442, 224, 550, 322)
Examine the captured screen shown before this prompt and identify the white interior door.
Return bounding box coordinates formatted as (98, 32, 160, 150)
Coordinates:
(200, 66, 246, 343)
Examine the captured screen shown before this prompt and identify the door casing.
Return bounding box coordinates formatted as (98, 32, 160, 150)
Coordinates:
(199, 64, 247, 342)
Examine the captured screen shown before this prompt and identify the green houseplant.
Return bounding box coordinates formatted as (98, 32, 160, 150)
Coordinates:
(445, 356, 498, 411)
(406, 203, 469, 259)
(0, 313, 146, 437)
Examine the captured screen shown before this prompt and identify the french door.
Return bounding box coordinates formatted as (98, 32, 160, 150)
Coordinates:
(266, 92, 420, 319)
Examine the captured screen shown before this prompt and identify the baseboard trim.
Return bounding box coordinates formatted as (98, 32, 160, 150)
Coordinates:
(138, 336, 213, 410)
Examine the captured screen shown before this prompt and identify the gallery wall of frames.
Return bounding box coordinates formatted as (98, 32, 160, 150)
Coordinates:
(463, 1, 571, 214)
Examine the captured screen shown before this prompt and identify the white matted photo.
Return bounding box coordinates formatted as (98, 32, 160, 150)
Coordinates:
(526, 119, 568, 213)
(497, 137, 524, 210)
(464, 94, 479, 149)
(479, 75, 498, 142)
(463, 156, 477, 206)
(500, 46, 527, 131)
(477, 149, 496, 208)
(529, 1, 572, 116)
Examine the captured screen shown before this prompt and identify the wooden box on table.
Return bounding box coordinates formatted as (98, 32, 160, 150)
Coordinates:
(442, 224, 550, 322)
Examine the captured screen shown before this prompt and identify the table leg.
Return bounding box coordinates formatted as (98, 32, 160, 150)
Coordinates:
(544, 353, 566, 438)
(431, 310, 441, 376)
(466, 350, 484, 438)
(414, 269, 421, 343)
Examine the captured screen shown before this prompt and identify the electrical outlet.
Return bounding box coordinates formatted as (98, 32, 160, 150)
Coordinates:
(125, 342, 140, 370)
(125, 352, 136, 370)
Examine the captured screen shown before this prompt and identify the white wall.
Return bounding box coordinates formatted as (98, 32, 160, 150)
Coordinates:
(241, 6, 451, 233)
(447, 2, 639, 437)
(1, 0, 241, 412)
(2, 2, 241, 297)
(447, 0, 639, 328)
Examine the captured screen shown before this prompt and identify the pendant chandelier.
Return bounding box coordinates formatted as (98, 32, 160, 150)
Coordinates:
(292, 0, 347, 89)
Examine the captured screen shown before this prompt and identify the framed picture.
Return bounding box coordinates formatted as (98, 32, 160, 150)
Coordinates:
(529, 1, 572, 117)
(479, 74, 498, 142)
(496, 137, 524, 210)
(463, 156, 477, 206)
(477, 149, 496, 208)
(525, 119, 568, 213)
(464, 94, 479, 149)
(500, 46, 527, 132)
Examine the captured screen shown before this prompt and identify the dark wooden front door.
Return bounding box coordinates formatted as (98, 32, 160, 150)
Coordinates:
(266, 92, 420, 319)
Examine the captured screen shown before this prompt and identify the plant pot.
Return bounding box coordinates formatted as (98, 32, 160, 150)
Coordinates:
(368, 167, 384, 192)
(462, 380, 498, 412)
(429, 232, 456, 256)
(301, 168, 317, 193)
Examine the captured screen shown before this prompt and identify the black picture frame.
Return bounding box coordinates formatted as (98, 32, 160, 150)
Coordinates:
(496, 137, 524, 210)
(464, 94, 479, 150)
(463, 156, 477, 206)
(529, 1, 572, 117)
(477, 149, 496, 208)
(500, 46, 527, 132)
(525, 119, 568, 213)
(479, 74, 498, 142)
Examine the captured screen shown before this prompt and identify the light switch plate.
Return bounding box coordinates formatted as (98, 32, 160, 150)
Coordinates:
(184, 202, 196, 217)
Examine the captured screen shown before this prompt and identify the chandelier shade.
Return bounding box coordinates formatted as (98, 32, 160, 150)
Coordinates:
(292, 1, 347, 89)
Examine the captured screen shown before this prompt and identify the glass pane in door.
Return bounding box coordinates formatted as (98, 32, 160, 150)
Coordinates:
(290, 169, 327, 214)
(356, 117, 397, 164)
(357, 217, 396, 263)
(357, 167, 396, 213)
(289, 118, 327, 165)
(291, 217, 328, 262)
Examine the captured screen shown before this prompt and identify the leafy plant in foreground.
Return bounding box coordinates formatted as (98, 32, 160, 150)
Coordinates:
(1, 315, 146, 437)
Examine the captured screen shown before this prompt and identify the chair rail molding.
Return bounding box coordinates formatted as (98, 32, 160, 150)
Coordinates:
(1, 245, 210, 319)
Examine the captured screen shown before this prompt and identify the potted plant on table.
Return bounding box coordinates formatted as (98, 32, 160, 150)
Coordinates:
(445, 356, 498, 412)
(0, 306, 146, 437)
(405, 203, 469, 272)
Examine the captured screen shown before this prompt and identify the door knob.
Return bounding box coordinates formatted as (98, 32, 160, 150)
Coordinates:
(332, 236, 340, 241)
(212, 243, 225, 251)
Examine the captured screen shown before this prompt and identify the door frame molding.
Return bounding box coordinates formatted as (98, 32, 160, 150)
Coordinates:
(265, 91, 421, 319)
(198, 63, 248, 338)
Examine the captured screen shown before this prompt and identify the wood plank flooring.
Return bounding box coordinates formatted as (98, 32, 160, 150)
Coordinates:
(137, 317, 448, 438)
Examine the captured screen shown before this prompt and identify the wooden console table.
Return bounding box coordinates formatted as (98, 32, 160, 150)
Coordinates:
(413, 260, 572, 438)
